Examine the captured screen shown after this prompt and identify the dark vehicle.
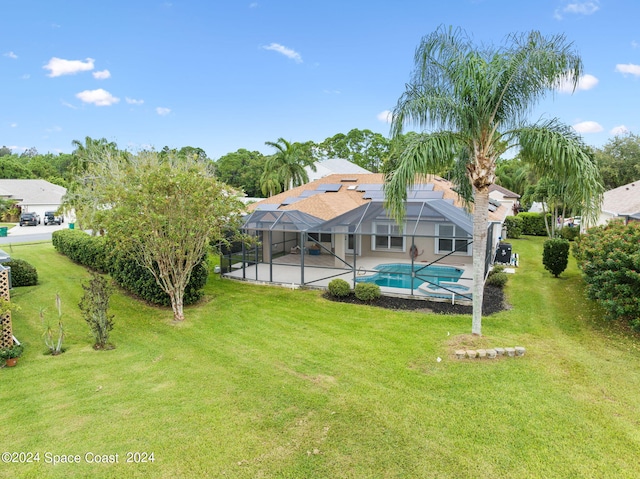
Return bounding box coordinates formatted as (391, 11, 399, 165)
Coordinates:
(43, 211, 63, 225)
(19, 212, 41, 226)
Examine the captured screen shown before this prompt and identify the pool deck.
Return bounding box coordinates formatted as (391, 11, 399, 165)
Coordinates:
(222, 253, 473, 303)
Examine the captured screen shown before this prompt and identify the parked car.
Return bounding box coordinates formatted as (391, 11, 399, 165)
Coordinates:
(19, 212, 41, 226)
(43, 211, 63, 225)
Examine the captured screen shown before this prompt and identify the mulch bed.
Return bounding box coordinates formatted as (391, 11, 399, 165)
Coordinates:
(323, 285, 507, 316)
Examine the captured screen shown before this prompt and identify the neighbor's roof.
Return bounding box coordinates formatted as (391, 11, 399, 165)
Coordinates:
(305, 158, 371, 182)
(601, 180, 640, 216)
(248, 173, 507, 224)
(0, 179, 67, 205)
(489, 183, 520, 198)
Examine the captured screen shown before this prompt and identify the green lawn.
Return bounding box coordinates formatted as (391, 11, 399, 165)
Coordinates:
(1, 238, 640, 478)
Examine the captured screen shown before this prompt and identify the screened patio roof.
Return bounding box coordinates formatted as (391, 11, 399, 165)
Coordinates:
(242, 199, 473, 236)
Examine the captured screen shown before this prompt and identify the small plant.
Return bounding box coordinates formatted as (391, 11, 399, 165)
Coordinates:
(558, 225, 580, 242)
(543, 238, 570, 278)
(42, 294, 65, 355)
(328, 278, 351, 298)
(354, 283, 381, 301)
(79, 272, 115, 350)
(486, 271, 508, 288)
(5, 259, 38, 287)
(0, 343, 24, 361)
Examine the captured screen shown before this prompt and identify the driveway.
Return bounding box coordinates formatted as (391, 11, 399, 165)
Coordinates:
(0, 223, 69, 244)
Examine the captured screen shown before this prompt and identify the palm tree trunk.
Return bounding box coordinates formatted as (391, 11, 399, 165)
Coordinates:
(472, 188, 490, 336)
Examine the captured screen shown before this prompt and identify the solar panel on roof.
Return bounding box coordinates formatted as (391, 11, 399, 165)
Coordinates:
(281, 197, 302, 205)
(299, 190, 322, 198)
(409, 183, 435, 191)
(362, 190, 385, 200)
(488, 203, 497, 212)
(254, 204, 281, 211)
(409, 191, 444, 199)
(357, 184, 383, 191)
(316, 183, 341, 192)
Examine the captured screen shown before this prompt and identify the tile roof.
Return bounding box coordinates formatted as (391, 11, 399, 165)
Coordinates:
(489, 183, 521, 198)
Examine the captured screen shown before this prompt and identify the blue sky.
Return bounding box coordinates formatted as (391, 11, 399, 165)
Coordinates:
(2, 0, 639, 160)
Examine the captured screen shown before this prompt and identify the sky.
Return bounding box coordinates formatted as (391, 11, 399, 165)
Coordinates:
(2, 0, 639, 160)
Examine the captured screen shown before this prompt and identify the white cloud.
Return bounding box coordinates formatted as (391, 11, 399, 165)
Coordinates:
(632, 41, 639, 49)
(554, 1, 599, 19)
(615, 63, 640, 77)
(3, 51, 18, 59)
(249, 2, 258, 7)
(262, 43, 302, 63)
(93, 69, 111, 80)
(21, 74, 30, 80)
(61, 100, 78, 109)
(556, 73, 599, 93)
(377, 110, 393, 124)
(126, 97, 144, 105)
(156, 107, 171, 116)
(10, 123, 17, 128)
(44, 57, 95, 77)
(572, 121, 603, 133)
(610, 125, 630, 136)
(75, 89, 120, 106)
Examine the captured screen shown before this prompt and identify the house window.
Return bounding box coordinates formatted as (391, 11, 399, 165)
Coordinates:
(308, 232, 332, 243)
(372, 222, 404, 251)
(436, 224, 470, 254)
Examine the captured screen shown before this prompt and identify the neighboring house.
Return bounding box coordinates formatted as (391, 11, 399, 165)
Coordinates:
(224, 173, 508, 302)
(596, 180, 640, 226)
(305, 158, 371, 182)
(0, 179, 67, 221)
(489, 184, 520, 216)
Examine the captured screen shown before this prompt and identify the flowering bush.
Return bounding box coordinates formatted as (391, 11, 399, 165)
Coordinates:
(573, 221, 640, 330)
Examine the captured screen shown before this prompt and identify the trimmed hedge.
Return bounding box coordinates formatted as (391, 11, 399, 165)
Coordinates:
(517, 212, 551, 236)
(5, 258, 38, 287)
(52, 230, 208, 306)
(503, 215, 523, 239)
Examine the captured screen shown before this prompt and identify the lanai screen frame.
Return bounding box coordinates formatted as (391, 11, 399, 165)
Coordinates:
(230, 200, 478, 298)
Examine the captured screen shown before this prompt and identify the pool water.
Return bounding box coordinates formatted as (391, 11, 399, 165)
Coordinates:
(355, 263, 463, 290)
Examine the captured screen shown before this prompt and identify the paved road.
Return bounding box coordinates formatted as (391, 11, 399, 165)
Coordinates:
(0, 223, 69, 245)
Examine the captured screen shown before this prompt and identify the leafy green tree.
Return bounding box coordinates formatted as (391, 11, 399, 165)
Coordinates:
(0, 156, 35, 179)
(385, 26, 602, 336)
(216, 149, 266, 197)
(495, 158, 532, 197)
(261, 138, 316, 194)
(319, 128, 390, 172)
(594, 133, 640, 190)
(0, 146, 12, 157)
(71, 136, 121, 175)
(71, 147, 244, 321)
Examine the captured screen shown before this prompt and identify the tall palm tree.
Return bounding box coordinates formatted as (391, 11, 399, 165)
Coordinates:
(384, 26, 603, 336)
(261, 138, 316, 194)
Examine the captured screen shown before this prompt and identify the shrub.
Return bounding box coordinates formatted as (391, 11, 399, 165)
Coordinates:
(486, 271, 508, 288)
(5, 258, 38, 286)
(542, 238, 570, 277)
(354, 282, 381, 301)
(79, 272, 115, 349)
(328, 278, 351, 297)
(573, 221, 640, 330)
(503, 215, 523, 239)
(52, 230, 109, 273)
(558, 225, 580, 242)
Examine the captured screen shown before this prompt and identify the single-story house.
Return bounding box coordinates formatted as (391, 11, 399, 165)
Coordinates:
(489, 184, 520, 216)
(595, 180, 640, 226)
(223, 173, 509, 303)
(0, 179, 68, 221)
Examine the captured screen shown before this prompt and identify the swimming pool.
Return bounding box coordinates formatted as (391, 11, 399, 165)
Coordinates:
(355, 263, 463, 290)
